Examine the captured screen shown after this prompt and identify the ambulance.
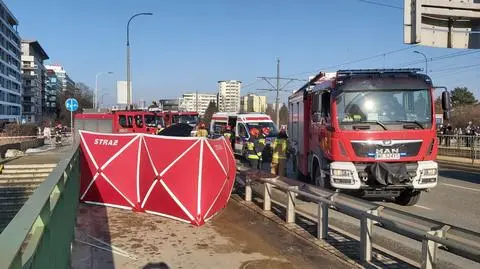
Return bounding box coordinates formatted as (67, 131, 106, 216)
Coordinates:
(210, 113, 278, 156)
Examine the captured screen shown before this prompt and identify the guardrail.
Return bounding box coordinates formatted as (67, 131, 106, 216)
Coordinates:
(437, 134, 480, 163)
(0, 143, 80, 269)
(236, 168, 480, 269)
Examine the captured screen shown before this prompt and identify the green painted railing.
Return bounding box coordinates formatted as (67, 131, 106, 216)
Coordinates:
(0, 144, 80, 269)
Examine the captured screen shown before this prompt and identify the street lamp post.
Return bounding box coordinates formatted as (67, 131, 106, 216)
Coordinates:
(126, 12, 153, 107)
(95, 72, 113, 110)
(100, 92, 110, 109)
(413, 51, 428, 75)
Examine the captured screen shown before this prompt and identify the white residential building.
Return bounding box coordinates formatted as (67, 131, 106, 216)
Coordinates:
(179, 92, 217, 115)
(44, 64, 75, 92)
(217, 80, 241, 113)
(241, 93, 267, 113)
(21, 40, 49, 123)
(0, 1, 22, 123)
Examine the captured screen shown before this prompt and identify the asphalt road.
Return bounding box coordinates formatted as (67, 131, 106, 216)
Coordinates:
(240, 159, 480, 269)
(377, 165, 480, 233)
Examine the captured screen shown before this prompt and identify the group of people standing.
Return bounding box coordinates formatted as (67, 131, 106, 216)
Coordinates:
(245, 126, 291, 177)
(154, 121, 292, 177)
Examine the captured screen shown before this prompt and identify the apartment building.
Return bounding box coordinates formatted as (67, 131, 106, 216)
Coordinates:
(21, 40, 49, 123)
(240, 93, 267, 113)
(217, 80, 241, 113)
(179, 92, 217, 115)
(44, 69, 60, 117)
(45, 64, 75, 92)
(0, 1, 22, 124)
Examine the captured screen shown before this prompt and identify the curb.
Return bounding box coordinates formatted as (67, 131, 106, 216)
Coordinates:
(437, 160, 480, 173)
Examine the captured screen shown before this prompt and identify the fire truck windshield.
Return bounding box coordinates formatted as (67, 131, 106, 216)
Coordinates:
(173, 115, 199, 125)
(145, 115, 164, 127)
(336, 89, 432, 128)
(246, 122, 278, 137)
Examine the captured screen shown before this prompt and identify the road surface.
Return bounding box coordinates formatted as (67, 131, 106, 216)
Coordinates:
(242, 161, 480, 269)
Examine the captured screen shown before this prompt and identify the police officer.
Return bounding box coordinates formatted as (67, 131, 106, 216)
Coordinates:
(196, 122, 209, 137)
(271, 129, 289, 176)
(246, 128, 260, 169)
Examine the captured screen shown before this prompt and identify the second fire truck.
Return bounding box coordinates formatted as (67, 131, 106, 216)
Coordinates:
(288, 69, 451, 205)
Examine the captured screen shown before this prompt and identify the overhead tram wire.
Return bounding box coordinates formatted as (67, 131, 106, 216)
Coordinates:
(398, 50, 480, 67)
(285, 45, 419, 78)
(430, 63, 480, 73)
(355, 0, 403, 10)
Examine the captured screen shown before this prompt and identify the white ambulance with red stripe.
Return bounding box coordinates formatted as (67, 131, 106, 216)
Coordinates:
(210, 113, 278, 156)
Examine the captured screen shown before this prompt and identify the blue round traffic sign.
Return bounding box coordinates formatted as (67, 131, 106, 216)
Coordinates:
(65, 98, 79, 112)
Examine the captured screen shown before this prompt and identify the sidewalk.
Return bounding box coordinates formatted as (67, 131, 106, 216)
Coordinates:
(72, 196, 352, 269)
(437, 155, 480, 170)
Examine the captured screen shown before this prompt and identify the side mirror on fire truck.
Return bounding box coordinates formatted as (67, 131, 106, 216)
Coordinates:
(441, 91, 451, 111)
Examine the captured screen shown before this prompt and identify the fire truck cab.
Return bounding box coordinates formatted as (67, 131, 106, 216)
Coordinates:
(210, 113, 278, 156)
(288, 69, 451, 205)
(75, 110, 164, 135)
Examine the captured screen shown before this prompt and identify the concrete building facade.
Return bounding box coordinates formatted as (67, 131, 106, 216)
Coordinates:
(44, 69, 60, 117)
(217, 80, 241, 113)
(240, 93, 267, 113)
(159, 99, 180, 111)
(21, 40, 49, 123)
(45, 64, 75, 92)
(0, 1, 22, 124)
(179, 92, 216, 115)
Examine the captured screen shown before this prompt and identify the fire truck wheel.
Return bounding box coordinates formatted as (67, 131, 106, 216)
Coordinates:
(395, 190, 421, 206)
(312, 160, 328, 189)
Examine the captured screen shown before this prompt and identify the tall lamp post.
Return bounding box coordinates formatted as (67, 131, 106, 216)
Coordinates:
(413, 51, 428, 75)
(126, 12, 153, 106)
(95, 72, 113, 110)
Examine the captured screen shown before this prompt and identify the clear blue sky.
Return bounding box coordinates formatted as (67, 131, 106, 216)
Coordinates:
(6, 0, 480, 106)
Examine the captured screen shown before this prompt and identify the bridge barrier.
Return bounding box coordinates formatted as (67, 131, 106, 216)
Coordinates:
(0, 143, 80, 269)
(236, 168, 480, 269)
(437, 134, 480, 163)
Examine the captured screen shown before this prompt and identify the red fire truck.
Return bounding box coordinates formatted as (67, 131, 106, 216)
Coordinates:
(288, 69, 451, 205)
(74, 110, 164, 134)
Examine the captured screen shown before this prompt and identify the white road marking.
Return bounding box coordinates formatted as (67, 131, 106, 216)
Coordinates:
(413, 204, 432, 210)
(440, 183, 480, 192)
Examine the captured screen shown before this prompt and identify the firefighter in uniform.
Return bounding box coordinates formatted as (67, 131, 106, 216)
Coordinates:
(246, 128, 261, 169)
(271, 128, 289, 176)
(223, 125, 232, 140)
(196, 122, 209, 137)
(257, 127, 270, 170)
(156, 124, 164, 135)
(223, 125, 233, 147)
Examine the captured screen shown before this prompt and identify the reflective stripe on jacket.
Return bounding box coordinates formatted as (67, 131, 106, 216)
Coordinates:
(246, 140, 259, 160)
(272, 138, 288, 162)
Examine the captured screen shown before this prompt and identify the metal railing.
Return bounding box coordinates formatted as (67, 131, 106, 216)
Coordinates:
(437, 134, 480, 162)
(236, 168, 480, 269)
(0, 144, 80, 269)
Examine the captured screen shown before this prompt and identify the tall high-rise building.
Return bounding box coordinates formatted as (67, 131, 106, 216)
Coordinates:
(179, 92, 217, 115)
(217, 80, 241, 113)
(240, 94, 267, 113)
(21, 40, 49, 123)
(45, 64, 75, 92)
(0, 1, 22, 124)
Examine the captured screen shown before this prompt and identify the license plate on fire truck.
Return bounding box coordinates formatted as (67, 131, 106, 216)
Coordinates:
(375, 149, 400, 160)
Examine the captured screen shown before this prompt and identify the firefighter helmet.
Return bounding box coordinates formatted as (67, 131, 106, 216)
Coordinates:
(261, 127, 270, 136)
(199, 122, 206, 129)
(225, 125, 232, 131)
(249, 128, 259, 137)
